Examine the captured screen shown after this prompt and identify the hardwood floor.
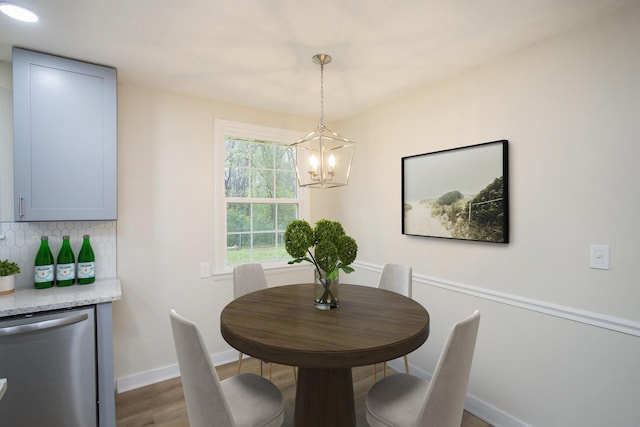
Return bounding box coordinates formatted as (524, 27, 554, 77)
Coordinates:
(116, 358, 492, 427)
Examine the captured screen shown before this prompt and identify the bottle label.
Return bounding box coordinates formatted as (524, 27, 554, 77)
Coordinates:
(77, 262, 95, 279)
(35, 265, 54, 283)
(57, 263, 75, 280)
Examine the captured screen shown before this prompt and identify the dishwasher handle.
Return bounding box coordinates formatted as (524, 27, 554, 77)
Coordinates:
(0, 313, 89, 337)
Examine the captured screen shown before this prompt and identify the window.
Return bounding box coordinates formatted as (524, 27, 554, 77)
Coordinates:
(213, 120, 308, 273)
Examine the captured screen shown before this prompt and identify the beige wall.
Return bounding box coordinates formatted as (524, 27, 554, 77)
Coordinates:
(115, 3, 640, 425)
(322, 3, 640, 426)
(114, 86, 315, 382)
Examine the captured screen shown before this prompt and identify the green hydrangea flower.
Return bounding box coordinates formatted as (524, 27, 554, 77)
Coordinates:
(284, 220, 314, 258)
(313, 219, 344, 245)
(337, 235, 357, 266)
(284, 218, 358, 281)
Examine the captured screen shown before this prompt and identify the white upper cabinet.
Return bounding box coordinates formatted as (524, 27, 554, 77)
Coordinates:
(12, 48, 117, 221)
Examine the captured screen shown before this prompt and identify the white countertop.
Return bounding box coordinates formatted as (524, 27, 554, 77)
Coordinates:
(0, 278, 121, 317)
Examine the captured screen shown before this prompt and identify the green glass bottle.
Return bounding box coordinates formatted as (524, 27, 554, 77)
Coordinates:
(56, 235, 75, 286)
(77, 234, 95, 285)
(34, 236, 54, 289)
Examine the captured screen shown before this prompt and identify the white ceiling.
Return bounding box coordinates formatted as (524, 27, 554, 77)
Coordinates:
(0, 0, 633, 120)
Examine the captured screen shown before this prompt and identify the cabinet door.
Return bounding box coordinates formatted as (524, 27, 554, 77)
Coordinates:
(13, 48, 117, 221)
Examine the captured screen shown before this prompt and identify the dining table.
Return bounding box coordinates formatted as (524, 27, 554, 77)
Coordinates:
(220, 283, 430, 427)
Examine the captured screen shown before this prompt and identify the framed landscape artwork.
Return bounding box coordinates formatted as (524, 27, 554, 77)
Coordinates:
(402, 140, 509, 243)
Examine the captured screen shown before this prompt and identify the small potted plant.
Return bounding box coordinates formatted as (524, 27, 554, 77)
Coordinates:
(284, 219, 358, 310)
(0, 259, 21, 296)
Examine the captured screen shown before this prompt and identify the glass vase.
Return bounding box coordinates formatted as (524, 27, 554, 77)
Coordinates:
(314, 270, 339, 310)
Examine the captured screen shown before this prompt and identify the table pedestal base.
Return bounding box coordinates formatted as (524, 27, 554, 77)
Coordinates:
(294, 367, 356, 427)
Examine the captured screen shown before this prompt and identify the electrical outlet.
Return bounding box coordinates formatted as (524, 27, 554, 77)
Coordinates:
(589, 244, 610, 270)
(200, 262, 210, 278)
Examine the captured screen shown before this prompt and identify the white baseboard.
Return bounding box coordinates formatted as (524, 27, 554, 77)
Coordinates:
(115, 349, 239, 393)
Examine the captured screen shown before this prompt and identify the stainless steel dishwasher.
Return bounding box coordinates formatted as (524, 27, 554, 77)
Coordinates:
(0, 306, 97, 426)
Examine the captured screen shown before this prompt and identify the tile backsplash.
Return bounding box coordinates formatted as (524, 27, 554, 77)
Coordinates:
(0, 221, 116, 289)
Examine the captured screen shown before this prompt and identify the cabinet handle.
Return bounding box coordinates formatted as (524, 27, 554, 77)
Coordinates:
(0, 313, 89, 337)
(18, 196, 24, 218)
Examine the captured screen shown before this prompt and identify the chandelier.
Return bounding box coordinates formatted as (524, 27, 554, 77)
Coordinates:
(291, 54, 356, 188)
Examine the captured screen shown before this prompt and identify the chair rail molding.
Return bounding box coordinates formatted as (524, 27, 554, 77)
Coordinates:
(353, 261, 640, 338)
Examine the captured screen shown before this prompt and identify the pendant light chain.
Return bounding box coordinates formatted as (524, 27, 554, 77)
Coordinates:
(319, 60, 325, 128)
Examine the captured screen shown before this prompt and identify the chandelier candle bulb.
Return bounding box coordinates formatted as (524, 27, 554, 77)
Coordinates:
(310, 155, 319, 173)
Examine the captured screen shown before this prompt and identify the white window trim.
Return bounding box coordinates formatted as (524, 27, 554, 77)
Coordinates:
(212, 119, 310, 275)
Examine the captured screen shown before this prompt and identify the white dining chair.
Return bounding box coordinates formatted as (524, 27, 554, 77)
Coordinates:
(233, 263, 296, 382)
(366, 310, 481, 427)
(170, 309, 284, 427)
(233, 263, 269, 377)
(375, 263, 412, 380)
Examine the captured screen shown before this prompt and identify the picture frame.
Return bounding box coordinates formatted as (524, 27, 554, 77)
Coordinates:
(402, 140, 509, 243)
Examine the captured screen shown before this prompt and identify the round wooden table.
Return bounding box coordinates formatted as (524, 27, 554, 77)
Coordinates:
(220, 283, 430, 427)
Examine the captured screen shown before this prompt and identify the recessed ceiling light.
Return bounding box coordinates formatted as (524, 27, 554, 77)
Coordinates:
(0, 2, 38, 23)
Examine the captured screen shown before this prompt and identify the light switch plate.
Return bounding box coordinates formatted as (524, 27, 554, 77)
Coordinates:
(589, 244, 610, 270)
(200, 262, 211, 278)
